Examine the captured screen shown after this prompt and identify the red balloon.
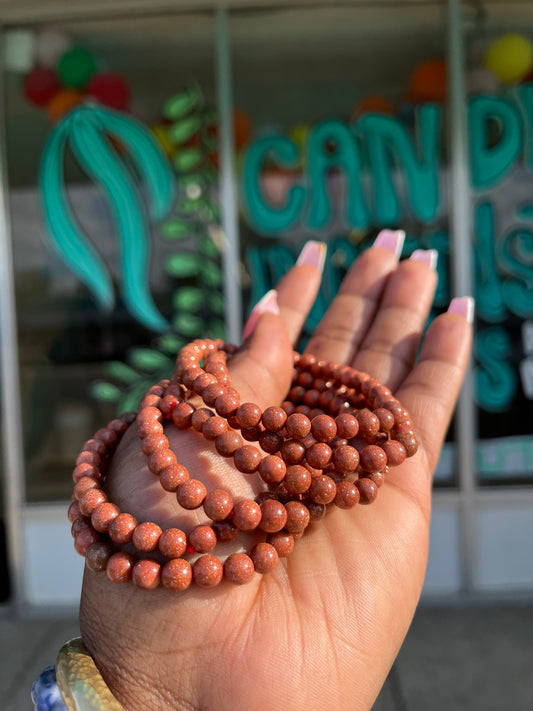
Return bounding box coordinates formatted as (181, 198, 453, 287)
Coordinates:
(87, 73, 130, 111)
(24, 67, 60, 107)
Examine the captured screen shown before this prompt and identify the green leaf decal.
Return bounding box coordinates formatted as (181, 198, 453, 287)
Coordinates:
(106, 361, 141, 384)
(165, 253, 200, 277)
(172, 312, 204, 335)
(128, 348, 173, 372)
(162, 86, 202, 121)
(90, 381, 121, 402)
(157, 334, 184, 354)
(201, 261, 222, 287)
(172, 287, 205, 311)
(169, 116, 202, 145)
(173, 148, 204, 173)
(161, 219, 193, 240)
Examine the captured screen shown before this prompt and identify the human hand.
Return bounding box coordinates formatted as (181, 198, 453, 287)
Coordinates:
(79, 231, 472, 711)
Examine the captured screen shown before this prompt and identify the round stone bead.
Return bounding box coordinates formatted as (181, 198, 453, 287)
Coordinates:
(161, 558, 192, 591)
(106, 552, 135, 584)
(394, 432, 418, 457)
(259, 499, 288, 533)
(132, 522, 162, 552)
(158, 528, 187, 558)
(356, 477, 378, 504)
(250, 542, 279, 573)
(284, 465, 312, 495)
(86, 542, 112, 572)
(384, 400, 411, 424)
(266, 531, 295, 557)
(132, 559, 161, 590)
(280, 440, 305, 465)
(309, 475, 337, 504)
(148, 449, 177, 476)
(74, 476, 99, 500)
(107, 418, 129, 435)
(91, 503, 120, 533)
(382, 440, 407, 467)
(232, 500, 261, 531)
(365, 470, 385, 488)
(203, 489, 234, 521)
(212, 519, 239, 543)
(305, 498, 327, 521)
(68, 500, 82, 523)
(160, 464, 189, 492)
(360, 445, 387, 473)
(223, 553, 255, 585)
(172, 402, 194, 430)
(335, 413, 359, 439)
(261, 406, 287, 432)
(332, 445, 359, 474)
(258, 455, 286, 485)
(234, 445, 262, 474)
(202, 416, 228, 440)
(306, 442, 332, 469)
(83, 438, 107, 456)
(202, 383, 226, 407)
(193, 555, 223, 587)
(241, 426, 262, 442)
(284, 501, 310, 534)
(72, 463, 99, 483)
(177, 480, 207, 509)
(215, 431, 243, 457)
(311, 414, 337, 443)
(74, 527, 100, 556)
(356, 410, 380, 439)
(334, 481, 360, 509)
(374, 408, 395, 432)
(215, 392, 240, 417)
(259, 431, 283, 454)
(191, 408, 213, 432)
(108, 513, 137, 544)
(79, 489, 107, 517)
(236, 402, 262, 429)
(76, 451, 102, 469)
(188, 525, 217, 554)
(141, 433, 169, 456)
(285, 413, 311, 439)
(192, 371, 217, 395)
(94, 428, 118, 447)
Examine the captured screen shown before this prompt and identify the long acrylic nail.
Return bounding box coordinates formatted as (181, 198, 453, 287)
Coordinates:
(373, 229, 405, 259)
(447, 296, 475, 324)
(242, 289, 280, 341)
(410, 249, 438, 269)
(296, 240, 327, 275)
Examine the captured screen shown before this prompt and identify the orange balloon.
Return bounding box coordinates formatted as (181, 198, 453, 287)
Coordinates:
(47, 89, 83, 122)
(233, 109, 252, 150)
(409, 59, 447, 103)
(350, 96, 395, 120)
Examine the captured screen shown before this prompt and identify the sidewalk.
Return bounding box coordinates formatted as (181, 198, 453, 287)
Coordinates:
(2, 604, 532, 710)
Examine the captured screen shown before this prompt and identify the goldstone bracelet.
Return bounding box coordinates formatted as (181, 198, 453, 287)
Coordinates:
(32, 638, 124, 711)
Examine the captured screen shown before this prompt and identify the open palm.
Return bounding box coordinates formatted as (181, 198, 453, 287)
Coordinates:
(80, 238, 472, 711)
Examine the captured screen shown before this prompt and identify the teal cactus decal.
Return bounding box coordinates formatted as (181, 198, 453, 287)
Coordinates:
(89, 86, 226, 413)
(40, 103, 175, 332)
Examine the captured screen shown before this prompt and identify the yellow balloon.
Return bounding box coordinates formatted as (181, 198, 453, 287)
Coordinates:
(485, 33, 533, 84)
(151, 124, 174, 157)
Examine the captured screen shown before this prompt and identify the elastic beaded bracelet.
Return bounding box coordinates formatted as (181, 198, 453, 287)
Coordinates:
(69, 339, 418, 591)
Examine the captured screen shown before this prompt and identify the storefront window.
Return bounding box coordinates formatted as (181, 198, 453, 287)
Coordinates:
(230, 3, 456, 485)
(8, 13, 220, 501)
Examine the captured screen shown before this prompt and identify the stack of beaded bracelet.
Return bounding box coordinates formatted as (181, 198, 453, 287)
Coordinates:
(69, 339, 418, 591)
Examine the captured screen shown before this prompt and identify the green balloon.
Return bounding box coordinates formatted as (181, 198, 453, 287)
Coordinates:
(58, 48, 97, 88)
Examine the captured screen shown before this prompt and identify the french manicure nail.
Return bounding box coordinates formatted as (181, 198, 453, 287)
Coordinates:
(373, 229, 405, 259)
(410, 249, 438, 269)
(296, 241, 327, 274)
(242, 289, 280, 341)
(448, 296, 475, 324)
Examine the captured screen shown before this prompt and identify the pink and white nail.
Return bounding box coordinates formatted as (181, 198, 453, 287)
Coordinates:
(373, 229, 405, 259)
(447, 296, 475, 324)
(242, 289, 280, 341)
(410, 249, 438, 269)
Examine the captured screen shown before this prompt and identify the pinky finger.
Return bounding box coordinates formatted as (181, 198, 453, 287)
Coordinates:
(394, 297, 474, 475)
